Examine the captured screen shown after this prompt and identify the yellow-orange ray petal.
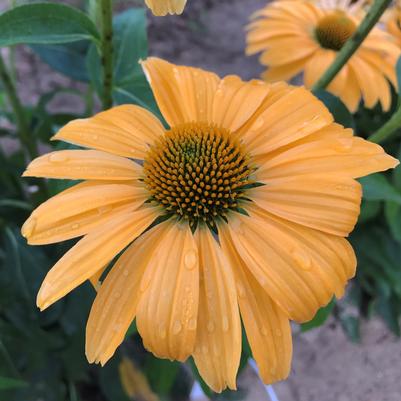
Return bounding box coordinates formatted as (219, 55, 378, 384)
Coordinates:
(212, 76, 270, 132)
(339, 66, 361, 112)
(220, 227, 292, 384)
(136, 221, 199, 362)
(226, 207, 356, 323)
(255, 124, 399, 180)
(86, 222, 169, 365)
(52, 105, 164, 159)
(261, 56, 310, 82)
(141, 57, 219, 127)
(22, 182, 147, 245)
(144, 0, 186, 16)
(192, 227, 241, 393)
(237, 85, 333, 155)
(36, 206, 158, 311)
(23, 150, 142, 181)
(251, 174, 362, 236)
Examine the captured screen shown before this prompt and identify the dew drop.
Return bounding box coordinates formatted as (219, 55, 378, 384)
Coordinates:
(222, 316, 229, 332)
(291, 248, 312, 271)
(207, 321, 215, 333)
(114, 291, 121, 299)
(261, 327, 269, 336)
(98, 205, 113, 214)
(188, 318, 197, 331)
(22, 217, 37, 238)
(71, 223, 79, 230)
(123, 269, 129, 277)
(49, 153, 68, 163)
(184, 249, 197, 270)
(335, 137, 352, 152)
(202, 345, 209, 355)
(92, 134, 99, 140)
(159, 326, 167, 339)
(172, 320, 182, 335)
(252, 117, 264, 130)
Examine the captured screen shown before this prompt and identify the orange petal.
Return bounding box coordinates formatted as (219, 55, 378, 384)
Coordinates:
(238, 85, 333, 155)
(220, 226, 292, 384)
(255, 124, 399, 180)
(192, 227, 241, 393)
(86, 222, 169, 365)
(36, 206, 158, 311)
(251, 174, 362, 236)
(136, 221, 199, 362)
(22, 182, 147, 245)
(226, 207, 356, 323)
(212, 76, 270, 132)
(144, 0, 186, 16)
(23, 150, 142, 181)
(141, 57, 219, 127)
(52, 105, 164, 159)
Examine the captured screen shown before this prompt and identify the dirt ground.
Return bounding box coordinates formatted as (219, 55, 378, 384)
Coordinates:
(1, 0, 401, 400)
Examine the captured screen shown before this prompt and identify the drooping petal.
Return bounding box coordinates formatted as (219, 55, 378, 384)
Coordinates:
(255, 124, 399, 180)
(251, 174, 362, 236)
(136, 222, 199, 362)
(219, 226, 292, 384)
(192, 227, 241, 393)
(226, 206, 356, 323)
(22, 182, 148, 244)
(52, 105, 164, 159)
(36, 206, 158, 311)
(86, 222, 171, 365)
(144, 0, 186, 16)
(23, 150, 142, 181)
(141, 57, 219, 127)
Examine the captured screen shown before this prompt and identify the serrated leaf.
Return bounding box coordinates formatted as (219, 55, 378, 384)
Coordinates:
(0, 3, 100, 47)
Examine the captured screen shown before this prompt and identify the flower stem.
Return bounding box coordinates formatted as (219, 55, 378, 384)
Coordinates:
(368, 107, 401, 143)
(0, 54, 38, 161)
(312, 0, 392, 91)
(99, 0, 113, 110)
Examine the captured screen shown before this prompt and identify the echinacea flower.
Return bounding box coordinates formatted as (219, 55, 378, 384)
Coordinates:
(246, 0, 400, 112)
(144, 0, 186, 16)
(22, 57, 398, 392)
(386, 6, 401, 48)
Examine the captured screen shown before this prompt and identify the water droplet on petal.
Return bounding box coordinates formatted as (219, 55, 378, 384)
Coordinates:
(159, 325, 167, 339)
(188, 318, 197, 331)
(253, 117, 264, 130)
(207, 321, 215, 333)
(291, 248, 312, 271)
(261, 327, 269, 336)
(98, 205, 113, 214)
(49, 153, 68, 163)
(123, 269, 129, 277)
(172, 320, 182, 335)
(184, 249, 197, 270)
(71, 223, 79, 230)
(22, 217, 37, 238)
(222, 316, 229, 332)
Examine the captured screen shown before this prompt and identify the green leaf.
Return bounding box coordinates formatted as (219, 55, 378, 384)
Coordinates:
(31, 42, 90, 82)
(313, 89, 354, 128)
(358, 199, 381, 223)
(396, 56, 401, 101)
(0, 376, 27, 390)
(340, 316, 360, 343)
(0, 3, 100, 47)
(360, 173, 401, 203)
(385, 201, 401, 243)
(301, 298, 335, 332)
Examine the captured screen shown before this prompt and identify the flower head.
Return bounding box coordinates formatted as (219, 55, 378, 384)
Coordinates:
(22, 58, 398, 392)
(144, 0, 186, 16)
(246, 0, 400, 112)
(386, 5, 401, 47)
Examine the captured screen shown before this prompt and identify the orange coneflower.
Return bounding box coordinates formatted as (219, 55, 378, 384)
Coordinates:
(386, 5, 401, 47)
(22, 58, 398, 392)
(145, 0, 186, 16)
(246, 0, 400, 112)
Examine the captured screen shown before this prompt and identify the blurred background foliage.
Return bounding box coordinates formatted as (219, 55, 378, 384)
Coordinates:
(0, 1, 401, 401)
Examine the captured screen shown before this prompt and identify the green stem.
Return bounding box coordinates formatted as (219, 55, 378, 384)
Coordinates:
(99, 0, 113, 110)
(0, 339, 20, 378)
(368, 107, 401, 143)
(0, 54, 38, 161)
(312, 0, 392, 91)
